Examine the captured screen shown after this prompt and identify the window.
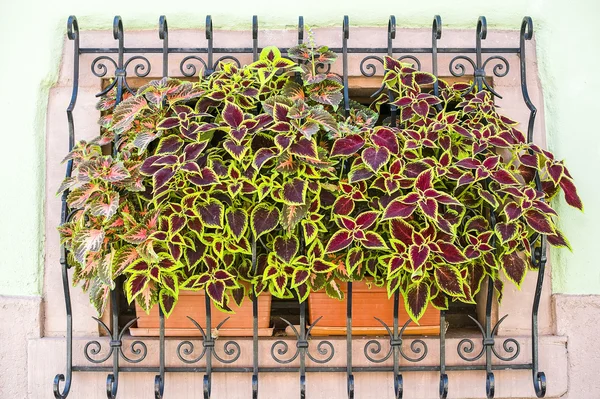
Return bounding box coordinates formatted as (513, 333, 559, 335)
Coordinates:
(46, 14, 558, 399)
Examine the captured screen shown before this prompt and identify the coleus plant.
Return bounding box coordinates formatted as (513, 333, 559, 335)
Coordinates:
(58, 38, 581, 324)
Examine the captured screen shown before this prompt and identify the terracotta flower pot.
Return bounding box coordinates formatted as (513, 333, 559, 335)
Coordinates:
(308, 280, 440, 336)
(130, 290, 273, 337)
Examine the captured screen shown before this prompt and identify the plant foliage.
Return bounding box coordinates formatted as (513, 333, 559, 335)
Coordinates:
(58, 40, 582, 322)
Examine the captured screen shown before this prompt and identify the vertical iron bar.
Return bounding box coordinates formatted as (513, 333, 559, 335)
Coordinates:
(432, 16, 442, 99)
(106, 289, 120, 398)
(342, 16, 349, 116)
(531, 240, 547, 398)
(154, 308, 165, 399)
(475, 17, 487, 93)
(107, 18, 125, 398)
(253, 16, 259, 62)
(387, 16, 397, 128)
(159, 16, 168, 78)
(439, 310, 448, 399)
(112, 16, 125, 157)
(299, 301, 307, 399)
(393, 292, 402, 399)
(484, 275, 495, 399)
(298, 16, 304, 44)
(346, 283, 354, 399)
(251, 236, 259, 399)
(298, 227, 307, 399)
(341, 16, 354, 399)
(520, 16, 546, 398)
(206, 16, 213, 75)
(204, 289, 213, 399)
(53, 15, 79, 399)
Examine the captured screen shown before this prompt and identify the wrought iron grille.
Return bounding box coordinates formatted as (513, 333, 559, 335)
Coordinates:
(53, 14, 548, 399)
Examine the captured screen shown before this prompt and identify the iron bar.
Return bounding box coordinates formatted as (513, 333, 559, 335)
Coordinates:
(78, 47, 521, 54)
(159, 16, 168, 78)
(251, 237, 259, 399)
(53, 14, 79, 399)
(154, 308, 165, 399)
(204, 288, 213, 399)
(520, 16, 547, 398)
(439, 311, 448, 399)
(73, 363, 536, 373)
(388, 15, 397, 128)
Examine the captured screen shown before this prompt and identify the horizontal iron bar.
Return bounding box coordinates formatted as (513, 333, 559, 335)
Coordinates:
(73, 363, 533, 373)
(79, 47, 520, 54)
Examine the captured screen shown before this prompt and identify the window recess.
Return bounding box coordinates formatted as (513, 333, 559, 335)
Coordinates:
(53, 14, 547, 399)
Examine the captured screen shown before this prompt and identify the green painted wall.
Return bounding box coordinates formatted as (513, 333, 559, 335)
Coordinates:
(0, 0, 597, 296)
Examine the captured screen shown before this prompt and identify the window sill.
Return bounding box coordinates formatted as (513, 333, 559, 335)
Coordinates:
(29, 334, 566, 398)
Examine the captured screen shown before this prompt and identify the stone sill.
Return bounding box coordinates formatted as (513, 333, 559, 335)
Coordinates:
(28, 334, 566, 398)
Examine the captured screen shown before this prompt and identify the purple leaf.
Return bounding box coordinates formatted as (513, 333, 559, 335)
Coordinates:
(404, 281, 430, 322)
(251, 205, 280, 238)
(559, 177, 583, 211)
(153, 167, 175, 191)
(289, 138, 318, 159)
(222, 102, 244, 128)
(362, 147, 390, 173)
(274, 235, 299, 263)
(524, 209, 554, 234)
(436, 242, 467, 264)
(415, 169, 434, 191)
(419, 198, 438, 219)
(495, 222, 517, 243)
(491, 170, 519, 186)
(207, 280, 226, 305)
(501, 252, 527, 286)
(371, 127, 399, 154)
(226, 209, 248, 239)
(325, 230, 353, 253)
(183, 142, 208, 161)
(382, 200, 417, 220)
(356, 211, 379, 230)
(333, 196, 355, 216)
(156, 136, 184, 154)
(253, 148, 278, 170)
(434, 265, 464, 295)
(156, 117, 180, 130)
(283, 178, 307, 205)
(330, 135, 365, 157)
(409, 245, 430, 271)
(188, 168, 218, 186)
(504, 202, 522, 222)
(198, 201, 224, 228)
(360, 232, 387, 249)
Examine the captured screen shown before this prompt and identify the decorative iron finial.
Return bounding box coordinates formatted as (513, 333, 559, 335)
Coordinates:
(298, 16, 304, 44)
(433, 15, 442, 40)
(113, 16, 123, 41)
(67, 15, 79, 41)
(206, 15, 213, 40)
(388, 15, 396, 40)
